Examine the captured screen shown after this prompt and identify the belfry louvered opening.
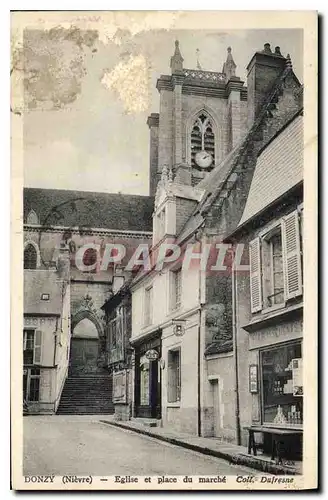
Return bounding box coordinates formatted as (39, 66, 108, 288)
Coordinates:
(190, 113, 216, 171)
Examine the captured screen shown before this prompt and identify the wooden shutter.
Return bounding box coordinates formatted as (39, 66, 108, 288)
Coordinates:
(282, 210, 303, 299)
(249, 237, 262, 312)
(33, 330, 42, 365)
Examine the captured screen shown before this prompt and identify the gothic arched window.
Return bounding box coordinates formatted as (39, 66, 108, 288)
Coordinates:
(26, 210, 39, 225)
(24, 244, 38, 269)
(190, 113, 216, 171)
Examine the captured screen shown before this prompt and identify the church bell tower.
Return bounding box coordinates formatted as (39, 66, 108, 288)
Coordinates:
(147, 40, 248, 195)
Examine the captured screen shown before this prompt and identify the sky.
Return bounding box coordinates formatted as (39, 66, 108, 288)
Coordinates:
(14, 13, 303, 196)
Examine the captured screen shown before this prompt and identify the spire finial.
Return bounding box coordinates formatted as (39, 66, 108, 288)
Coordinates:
(222, 46, 236, 81)
(196, 48, 202, 70)
(286, 53, 293, 70)
(170, 39, 184, 74)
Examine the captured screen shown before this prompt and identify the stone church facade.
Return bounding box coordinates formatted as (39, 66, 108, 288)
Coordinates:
(23, 188, 153, 414)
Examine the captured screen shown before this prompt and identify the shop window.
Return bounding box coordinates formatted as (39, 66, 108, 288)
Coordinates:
(144, 286, 153, 326)
(139, 355, 150, 406)
(23, 367, 40, 402)
(171, 269, 182, 310)
(23, 329, 42, 365)
(24, 243, 38, 269)
(261, 343, 303, 426)
(167, 348, 181, 403)
(249, 209, 303, 313)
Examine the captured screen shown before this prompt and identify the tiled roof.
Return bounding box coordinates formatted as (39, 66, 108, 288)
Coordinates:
(24, 188, 154, 232)
(24, 270, 64, 315)
(238, 114, 303, 226)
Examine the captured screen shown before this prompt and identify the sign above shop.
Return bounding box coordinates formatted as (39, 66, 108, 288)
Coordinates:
(172, 319, 186, 337)
(145, 349, 159, 361)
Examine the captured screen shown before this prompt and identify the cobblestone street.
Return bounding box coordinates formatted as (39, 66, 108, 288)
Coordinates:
(23, 416, 253, 477)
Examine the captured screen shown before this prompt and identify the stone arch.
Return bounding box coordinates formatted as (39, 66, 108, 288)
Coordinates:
(71, 309, 104, 339)
(185, 106, 220, 169)
(69, 309, 107, 376)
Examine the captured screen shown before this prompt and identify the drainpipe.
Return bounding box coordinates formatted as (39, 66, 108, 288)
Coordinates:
(232, 258, 241, 445)
(197, 308, 201, 437)
(195, 228, 204, 437)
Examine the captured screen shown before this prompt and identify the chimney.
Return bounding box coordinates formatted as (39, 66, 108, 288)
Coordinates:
(247, 43, 286, 128)
(57, 241, 70, 282)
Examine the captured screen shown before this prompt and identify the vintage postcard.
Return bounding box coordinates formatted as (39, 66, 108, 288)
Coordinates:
(11, 10, 318, 490)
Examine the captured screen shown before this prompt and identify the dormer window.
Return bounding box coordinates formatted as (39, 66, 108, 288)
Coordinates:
(191, 113, 216, 171)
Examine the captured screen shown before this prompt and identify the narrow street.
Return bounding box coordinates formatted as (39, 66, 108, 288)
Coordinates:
(23, 416, 253, 477)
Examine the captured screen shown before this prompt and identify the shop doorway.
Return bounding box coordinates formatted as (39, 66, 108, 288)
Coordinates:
(134, 335, 162, 419)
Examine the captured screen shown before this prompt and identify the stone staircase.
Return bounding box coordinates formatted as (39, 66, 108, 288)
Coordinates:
(57, 375, 114, 415)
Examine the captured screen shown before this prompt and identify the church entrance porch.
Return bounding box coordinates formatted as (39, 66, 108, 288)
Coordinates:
(57, 313, 114, 415)
(69, 316, 107, 376)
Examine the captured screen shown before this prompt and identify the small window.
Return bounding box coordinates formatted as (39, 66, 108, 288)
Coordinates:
(24, 243, 38, 269)
(23, 329, 42, 365)
(23, 330, 35, 365)
(23, 367, 41, 402)
(168, 348, 181, 403)
(26, 210, 39, 225)
(144, 286, 153, 326)
(262, 228, 284, 307)
(171, 269, 182, 310)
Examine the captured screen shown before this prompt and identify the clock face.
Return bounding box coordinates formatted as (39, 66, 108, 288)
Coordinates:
(195, 150, 213, 169)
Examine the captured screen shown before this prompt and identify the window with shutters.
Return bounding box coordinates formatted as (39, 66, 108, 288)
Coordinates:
(190, 113, 215, 171)
(23, 329, 42, 365)
(249, 209, 303, 313)
(167, 348, 181, 403)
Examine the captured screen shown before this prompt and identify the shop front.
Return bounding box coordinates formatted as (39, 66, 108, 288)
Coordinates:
(133, 331, 162, 419)
(248, 335, 303, 462)
(260, 341, 303, 428)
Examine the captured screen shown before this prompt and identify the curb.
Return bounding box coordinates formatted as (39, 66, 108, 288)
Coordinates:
(99, 420, 300, 476)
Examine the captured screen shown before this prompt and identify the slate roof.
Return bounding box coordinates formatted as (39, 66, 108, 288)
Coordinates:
(24, 270, 64, 316)
(24, 188, 154, 233)
(238, 113, 303, 226)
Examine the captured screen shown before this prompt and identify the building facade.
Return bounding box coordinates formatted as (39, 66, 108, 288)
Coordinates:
(130, 39, 304, 454)
(23, 243, 70, 414)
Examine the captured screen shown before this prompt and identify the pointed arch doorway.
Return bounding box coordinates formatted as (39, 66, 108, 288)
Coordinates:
(69, 311, 106, 376)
